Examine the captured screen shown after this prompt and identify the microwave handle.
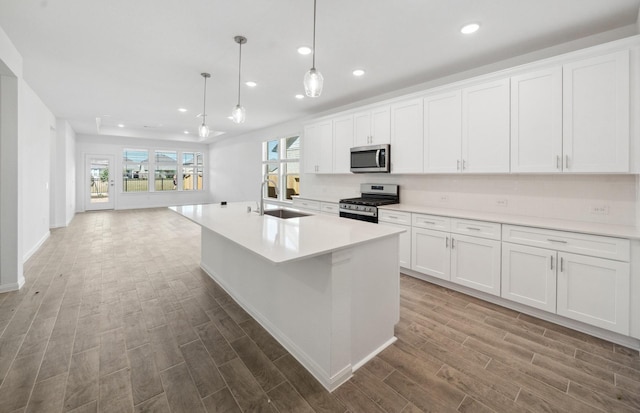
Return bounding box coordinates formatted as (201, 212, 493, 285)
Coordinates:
(375, 149, 381, 168)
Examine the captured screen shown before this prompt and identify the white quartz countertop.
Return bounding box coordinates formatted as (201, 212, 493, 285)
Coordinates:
(170, 203, 405, 263)
(380, 204, 640, 240)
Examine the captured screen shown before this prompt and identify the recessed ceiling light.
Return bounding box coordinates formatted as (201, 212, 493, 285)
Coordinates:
(295, 94, 304, 99)
(460, 23, 480, 34)
(245, 81, 257, 87)
(184, 130, 189, 134)
(227, 116, 234, 120)
(352, 69, 366, 77)
(178, 108, 187, 112)
(297, 46, 312, 55)
(117, 124, 125, 128)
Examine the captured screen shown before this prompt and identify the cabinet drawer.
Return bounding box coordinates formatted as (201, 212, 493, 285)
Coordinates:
(292, 198, 321, 211)
(502, 225, 630, 262)
(320, 202, 339, 215)
(412, 214, 450, 231)
(379, 210, 411, 225)
(451, 218, 501, 240)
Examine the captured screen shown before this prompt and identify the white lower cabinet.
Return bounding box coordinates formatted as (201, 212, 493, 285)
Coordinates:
(557, 252, 630, 335)
(291, 198, 320, 213)
(379, 210, 411, 268)
(412, 227, 450, 280)
(502, 243, 557, 312)
(450, 234, 501, 296)
(502, 224, 631, 335)
(411, 215, 501, 296)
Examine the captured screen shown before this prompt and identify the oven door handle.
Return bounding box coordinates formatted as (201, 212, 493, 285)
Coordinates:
(375, 149, 381, 168)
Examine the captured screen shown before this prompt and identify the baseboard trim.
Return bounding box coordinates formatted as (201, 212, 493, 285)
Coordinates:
(23, 231, 50, 262)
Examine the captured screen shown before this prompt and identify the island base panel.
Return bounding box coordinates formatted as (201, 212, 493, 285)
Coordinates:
(200, 228, 399, 392)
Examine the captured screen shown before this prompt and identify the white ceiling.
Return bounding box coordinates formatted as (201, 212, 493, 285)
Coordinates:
(0, 0, 639, 143)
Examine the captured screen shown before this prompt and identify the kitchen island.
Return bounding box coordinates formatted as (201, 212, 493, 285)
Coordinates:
(170, 202, 404, 391)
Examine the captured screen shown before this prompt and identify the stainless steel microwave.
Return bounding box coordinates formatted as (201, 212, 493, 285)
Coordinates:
(350, 144, 390, 173)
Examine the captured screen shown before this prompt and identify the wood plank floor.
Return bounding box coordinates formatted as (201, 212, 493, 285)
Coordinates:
(0, 208, 638, 413)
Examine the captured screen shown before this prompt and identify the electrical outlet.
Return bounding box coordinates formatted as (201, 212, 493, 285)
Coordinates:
(496, 198, 508, 207)
(439, 195, 449, 203)
(589, 205, 609, 215)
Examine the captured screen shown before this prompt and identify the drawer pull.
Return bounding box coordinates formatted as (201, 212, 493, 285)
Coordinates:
(421, 220, 436, 225)
(466, 226, 481, 231)
(547, 239, 568, 244)
(388, 215, 398, 219)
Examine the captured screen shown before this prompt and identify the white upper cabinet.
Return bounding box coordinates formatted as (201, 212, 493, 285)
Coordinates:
(391, 98, 423, 174)
(354, 105, 391, 146)
(563, 51, 630, 172)
(511, 67, 563, 173)
(423, 91, 462, 173)
(462, 78, 511, 173)
(333, 115, 354, 173)
(303, 120, 332, 174)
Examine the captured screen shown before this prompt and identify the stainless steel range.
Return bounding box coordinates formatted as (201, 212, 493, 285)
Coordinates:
(339, 184, 399, 223)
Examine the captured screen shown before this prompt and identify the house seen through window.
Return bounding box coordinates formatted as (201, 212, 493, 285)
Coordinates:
(262, 136, 300, 201)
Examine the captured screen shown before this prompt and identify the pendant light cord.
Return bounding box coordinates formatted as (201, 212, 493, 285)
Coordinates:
(202, 75, 207, 124)
(237, 41, 242, 106)
(311, 0, 317, 69)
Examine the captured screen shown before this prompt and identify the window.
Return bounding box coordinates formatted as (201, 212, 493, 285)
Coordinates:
(182, 152, 203, 191)
(262, 136, 300, 201)
(155, 150, 177, 191)
(123, 149, 149, 192)
(122, 148, 204, 193)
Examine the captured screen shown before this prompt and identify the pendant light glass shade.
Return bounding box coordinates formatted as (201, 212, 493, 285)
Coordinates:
(198, 123, 210, 138)
(304, 68, 323, 97)
(304, 0, 322, 97)
(231, 104, 246, 124)
(198, 72, 211, 138)
(232, 36, 247, 124)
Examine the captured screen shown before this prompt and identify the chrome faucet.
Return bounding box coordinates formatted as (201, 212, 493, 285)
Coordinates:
(259, 173, 279, 215)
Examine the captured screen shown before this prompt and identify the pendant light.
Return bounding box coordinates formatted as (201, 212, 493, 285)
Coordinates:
(231, 35, 247, 124)
(303, 0, 323, 97)
(198, 72, 211, 138)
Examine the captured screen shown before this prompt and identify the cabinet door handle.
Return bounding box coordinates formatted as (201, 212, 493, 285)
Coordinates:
(556, 155, 561, 170)
(547, 238, 567, 244)
(560, 257, 564, 272)
(466, 226, 481, 231)
(565, 155, 569, 169)
(462, 159, 466, 170)
(550, 255, 554, 270)
(457, 160, 460, 171)
(451, 237, 455, 249)
(445, 236, 449, 248)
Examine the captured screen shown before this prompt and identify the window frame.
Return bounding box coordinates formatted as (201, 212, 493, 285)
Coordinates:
(262, 135, 300, 203)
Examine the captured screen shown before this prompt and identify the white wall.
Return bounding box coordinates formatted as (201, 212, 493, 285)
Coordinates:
(208, 121, 304, 204)
(19, 80, 55, 261)
(50, 120, 76, 227)
(76, 134, 212, 211)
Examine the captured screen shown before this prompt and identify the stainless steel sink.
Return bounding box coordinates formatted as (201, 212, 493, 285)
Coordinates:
(263, 209, 310, 219)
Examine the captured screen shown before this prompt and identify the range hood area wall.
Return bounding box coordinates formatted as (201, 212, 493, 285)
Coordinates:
(301, 173, 638, 226)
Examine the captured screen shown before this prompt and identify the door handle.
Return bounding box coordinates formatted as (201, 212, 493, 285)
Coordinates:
(445, 237, 449, 248)
(550, 255, 553, 270)
(375, 149, 381, 168)
(560, 257, 564, 272)
(565, 155, 569, 169)
(451, 237, 455, 249)
(556, 155, 561, 170)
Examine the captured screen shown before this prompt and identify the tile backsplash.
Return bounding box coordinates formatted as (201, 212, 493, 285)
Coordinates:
(302, 173, 638, 226)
